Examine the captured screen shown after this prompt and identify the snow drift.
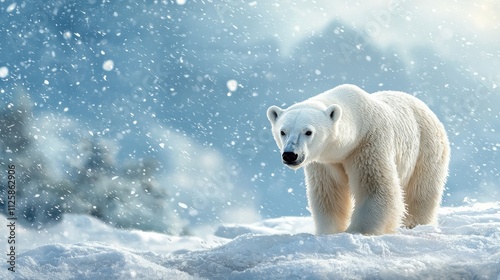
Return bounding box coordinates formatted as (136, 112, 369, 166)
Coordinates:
(1, 203, 499, 279)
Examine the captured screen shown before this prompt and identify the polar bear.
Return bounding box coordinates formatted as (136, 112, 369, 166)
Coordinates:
(267, 84, 450, 235)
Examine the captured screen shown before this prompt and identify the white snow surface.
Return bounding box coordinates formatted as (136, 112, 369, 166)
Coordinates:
(2, 203, 500, 279)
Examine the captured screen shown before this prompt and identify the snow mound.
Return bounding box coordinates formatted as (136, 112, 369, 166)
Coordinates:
(161, 227, 500, 279)
(214, 216, 313, 238)
(17, 243, 194, 280)
(2, 203, 499, 279)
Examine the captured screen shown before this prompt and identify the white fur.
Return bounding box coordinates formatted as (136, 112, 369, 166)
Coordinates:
(267, 84, 450, 235)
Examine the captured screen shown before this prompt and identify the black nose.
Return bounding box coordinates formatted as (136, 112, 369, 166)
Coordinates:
(282, 152, 298, 163)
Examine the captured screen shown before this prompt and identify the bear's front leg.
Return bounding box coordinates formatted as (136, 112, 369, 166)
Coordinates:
(305, 163, 351, 235)
(345, 155, 405, 235)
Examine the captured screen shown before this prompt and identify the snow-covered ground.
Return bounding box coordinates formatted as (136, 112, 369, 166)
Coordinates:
(2, 203, 499, 279)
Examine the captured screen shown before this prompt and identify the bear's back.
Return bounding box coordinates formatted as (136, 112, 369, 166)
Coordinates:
(371, 90, 441, 126)
(305, 84, 369, 111)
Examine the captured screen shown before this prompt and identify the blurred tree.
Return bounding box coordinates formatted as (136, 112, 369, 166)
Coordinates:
(0, 92, 186, 234)
(0, 93, 62, 227)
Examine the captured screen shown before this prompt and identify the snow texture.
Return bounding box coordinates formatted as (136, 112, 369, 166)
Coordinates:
(2, 203, 499, 279)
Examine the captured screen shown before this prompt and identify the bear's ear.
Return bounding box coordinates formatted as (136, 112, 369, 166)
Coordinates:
(267, 105, 284, 124)
(325, 104, 342, 123)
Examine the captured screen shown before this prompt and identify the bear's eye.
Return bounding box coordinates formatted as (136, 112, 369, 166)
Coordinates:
(280, 131, 286, 136)
(305, 131, 312, 136)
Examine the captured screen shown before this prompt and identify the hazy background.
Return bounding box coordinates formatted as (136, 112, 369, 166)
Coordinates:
(1, 0, 498, 235)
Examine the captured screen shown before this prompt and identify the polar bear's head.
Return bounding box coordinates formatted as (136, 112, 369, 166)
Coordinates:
(267, 104, 342, 170)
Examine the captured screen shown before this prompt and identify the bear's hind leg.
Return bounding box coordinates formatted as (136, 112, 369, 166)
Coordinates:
(403, 154, 448, 228)
(403, 165, 446, 228)
(305, 163, 351, 234)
